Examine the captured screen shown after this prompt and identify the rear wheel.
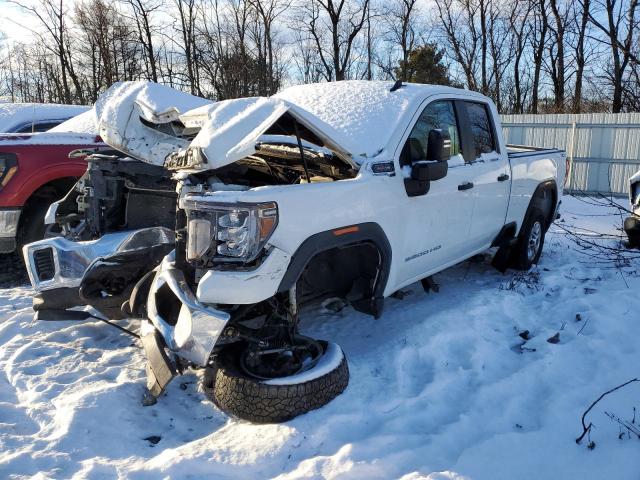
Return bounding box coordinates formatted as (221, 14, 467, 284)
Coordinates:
(510, 208, 547, 270)
(204, 338, 349, 423)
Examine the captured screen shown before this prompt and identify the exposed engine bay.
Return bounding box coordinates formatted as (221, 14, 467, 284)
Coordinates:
(53, 150, 177, 239)
(197, 140, 357, 187)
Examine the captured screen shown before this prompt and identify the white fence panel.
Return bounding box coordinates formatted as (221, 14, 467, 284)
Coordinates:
(501, 113, 640, 196)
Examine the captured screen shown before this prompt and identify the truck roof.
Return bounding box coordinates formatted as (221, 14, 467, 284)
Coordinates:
(0, 103, 90, 133)
(275, 81, 486, 160)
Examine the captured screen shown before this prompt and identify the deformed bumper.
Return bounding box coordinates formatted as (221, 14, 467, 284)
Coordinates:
(147, 254, 231, 366)
(23, 227, 174, 292)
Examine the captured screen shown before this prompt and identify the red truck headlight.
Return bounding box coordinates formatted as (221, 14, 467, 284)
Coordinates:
(181, 198, 278, 264)
(0, 153, 18, 188)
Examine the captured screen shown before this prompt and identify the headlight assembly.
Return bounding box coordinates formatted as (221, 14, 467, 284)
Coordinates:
(181, 197, 278, 264)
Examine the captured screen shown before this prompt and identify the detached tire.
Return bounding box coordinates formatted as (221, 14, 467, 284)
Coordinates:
(204, 341, 349, 423)
(510, 207, 547, 270)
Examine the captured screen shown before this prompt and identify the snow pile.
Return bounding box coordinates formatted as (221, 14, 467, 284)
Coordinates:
(1, 195, 639, 479)
(0, 103, 89, 133)
(48, 109, 98, 135)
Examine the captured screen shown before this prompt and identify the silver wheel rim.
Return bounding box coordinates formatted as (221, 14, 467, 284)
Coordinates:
(527, 221, 542, 262)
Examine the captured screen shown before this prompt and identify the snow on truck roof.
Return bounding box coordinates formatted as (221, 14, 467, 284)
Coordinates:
(0, 108, 101, 146)
(276, 81, 469, 159)
(0, 102, 89, 133)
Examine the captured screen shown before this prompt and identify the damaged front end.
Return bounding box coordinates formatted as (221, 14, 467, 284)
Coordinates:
(24, 151, 177, 320)
(27, 81, 363, 410)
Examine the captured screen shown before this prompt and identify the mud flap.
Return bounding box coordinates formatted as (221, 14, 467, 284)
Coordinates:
(141, 329, 177, 402)
(491, 246, 512, 273)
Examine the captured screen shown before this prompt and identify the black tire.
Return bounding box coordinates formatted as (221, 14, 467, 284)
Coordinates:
(204, 341, 349, 423)
(17, 203, 50, 251)
(624, 216, 640, 249)
(510, 207, 547, 270)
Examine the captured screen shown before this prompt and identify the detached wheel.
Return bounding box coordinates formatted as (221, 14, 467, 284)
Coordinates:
(204, 338, 349, 423)
(510, 208, 546, 270)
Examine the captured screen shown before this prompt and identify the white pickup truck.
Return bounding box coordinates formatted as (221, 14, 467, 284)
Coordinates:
(24, 81, 566, 423)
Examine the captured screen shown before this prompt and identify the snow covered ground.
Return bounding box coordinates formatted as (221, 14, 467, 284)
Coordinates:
(1, 195, 639, 479)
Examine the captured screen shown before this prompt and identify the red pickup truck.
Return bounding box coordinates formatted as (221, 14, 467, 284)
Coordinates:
(0, 112, 102, 253)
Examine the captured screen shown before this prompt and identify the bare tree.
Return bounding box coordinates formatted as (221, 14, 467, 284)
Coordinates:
(383, 0, 420, 80)
(572, 0, 591, 112)
(546, 0, 570, 111)
(588, 0, 639, 112)
(302, 0, 371, 81)
(123, 0, 161, 82)
(10, 0, 85, 103)
(509, 0, 533, 113)
(175, 0, 201, 95)
(249, 0, 289, 94)
(530, 0, 548, 113)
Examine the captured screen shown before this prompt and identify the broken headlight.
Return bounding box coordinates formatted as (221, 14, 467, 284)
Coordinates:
(181, 197, 278, 263)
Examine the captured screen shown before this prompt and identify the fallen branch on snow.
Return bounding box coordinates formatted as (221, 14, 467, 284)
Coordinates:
(576, 378, 639, 446)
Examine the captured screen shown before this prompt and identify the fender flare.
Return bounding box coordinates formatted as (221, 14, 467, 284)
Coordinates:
(523, 179, 558, 233)
(277, 222, 392, 310)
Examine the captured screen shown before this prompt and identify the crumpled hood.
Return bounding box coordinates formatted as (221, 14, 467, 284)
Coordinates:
(95, 81, 357, 171)
(94, 81, 212, 165)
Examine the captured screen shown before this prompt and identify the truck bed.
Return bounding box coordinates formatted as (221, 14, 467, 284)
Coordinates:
(507, 144, 565, 159)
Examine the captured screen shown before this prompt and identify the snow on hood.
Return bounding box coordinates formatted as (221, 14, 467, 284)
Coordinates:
(94, 81, 212, 164)
(174, 97, 356, 171)
(0, 103, 89, 133)
(95, 81, 356, 171)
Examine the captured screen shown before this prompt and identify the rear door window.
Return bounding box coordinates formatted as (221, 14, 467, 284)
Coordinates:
(13, 120, 66, 133)
(464, 102, 495, 157)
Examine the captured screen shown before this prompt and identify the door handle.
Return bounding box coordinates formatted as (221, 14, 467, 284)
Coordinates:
(458, 181, 474, 191)
(498, 173, 510, 182)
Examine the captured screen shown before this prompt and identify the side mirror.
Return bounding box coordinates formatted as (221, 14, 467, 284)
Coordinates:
(404, 160, 449, 197)
(402, 129, 451, 197)
(426, 129, 451, 162)
(410, 160, 448, 182)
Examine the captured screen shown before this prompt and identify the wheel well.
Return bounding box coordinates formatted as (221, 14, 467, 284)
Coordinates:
(18, 177, 78, 235)
(530, 180, 557, 231)
(297, 242, 381, 305)
(277, 223, 392, 318)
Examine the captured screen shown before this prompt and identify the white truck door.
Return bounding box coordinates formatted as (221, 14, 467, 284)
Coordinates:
(461, 101, 511, 249)
(395, 100, 475, 286)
